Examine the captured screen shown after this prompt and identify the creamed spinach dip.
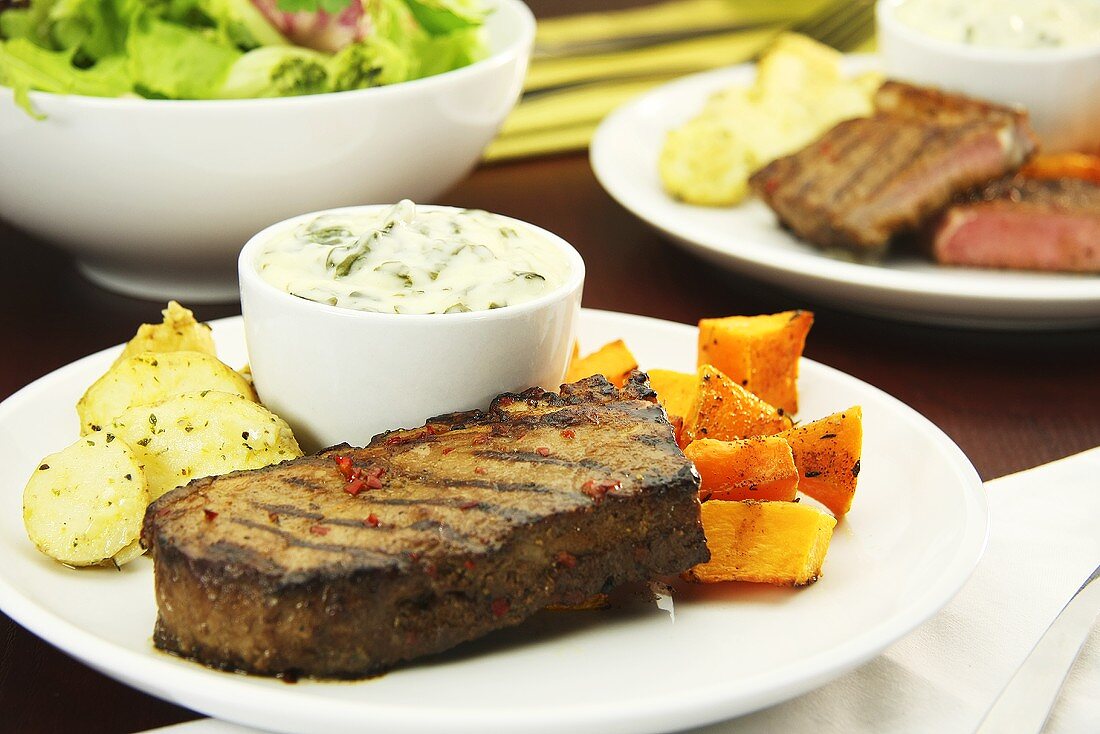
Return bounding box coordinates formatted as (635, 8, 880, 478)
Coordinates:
(257, 200, 571, 315)
(896, 0, 1100, 49)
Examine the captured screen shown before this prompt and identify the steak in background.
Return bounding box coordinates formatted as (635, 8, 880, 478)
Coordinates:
(750, 81, 1038, 253)
(931, 177, 1100, 273)
(142, 374, 708, 679)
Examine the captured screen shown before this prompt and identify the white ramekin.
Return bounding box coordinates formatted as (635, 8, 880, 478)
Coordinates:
(877, 0, 1100, 153)
(238, 205, 585, 451)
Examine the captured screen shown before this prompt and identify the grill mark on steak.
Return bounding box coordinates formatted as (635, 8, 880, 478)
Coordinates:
(252, 500, 511, 548)
(473, 449, 613, 472)
(252, 502, 325, 521)
(144, 373, 708, 679)
(750, 81, 1038, 253)
(257, 496, 537, 521)
(229, 518, 402, 566)
(795, 121, 870, 204)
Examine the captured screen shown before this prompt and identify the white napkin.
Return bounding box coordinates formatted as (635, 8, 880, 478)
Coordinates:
(146, 448, 1100, 734)
(691, 446, 1100, 734)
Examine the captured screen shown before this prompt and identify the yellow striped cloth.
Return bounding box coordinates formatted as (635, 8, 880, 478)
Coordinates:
(484, 0, 876, 162)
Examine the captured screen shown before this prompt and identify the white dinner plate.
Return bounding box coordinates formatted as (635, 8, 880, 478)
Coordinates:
(0, 309, 985, 734)
(590, 58, 1100, 330)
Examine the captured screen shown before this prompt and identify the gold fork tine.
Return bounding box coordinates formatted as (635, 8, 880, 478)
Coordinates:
(822, 7, 876, 51)
(797, 0, 874, 48)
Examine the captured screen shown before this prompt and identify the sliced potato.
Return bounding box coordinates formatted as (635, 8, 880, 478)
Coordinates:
(23, 434, 150, 567)
(78, 351, 258, 434)
(658, 33, 880, 207)
(113, 301, 216, 366)
(110, 391, 303, 500)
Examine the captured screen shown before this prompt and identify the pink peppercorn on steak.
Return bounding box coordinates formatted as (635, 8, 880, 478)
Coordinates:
(141, 374, 708, 679)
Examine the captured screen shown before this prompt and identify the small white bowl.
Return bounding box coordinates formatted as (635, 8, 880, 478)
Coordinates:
(0, 0, 534, 303)
(238, 205, 585, 451)
(877, 0, 1100, 153)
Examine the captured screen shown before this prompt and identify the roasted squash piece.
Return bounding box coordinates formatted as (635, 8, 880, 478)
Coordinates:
(780, 406, 862, 517)
(1020, 152, 1100, 184)
(697, 310, 813, 414)
(679, 364, 791, 448)
(684, 500, 836, 586)
(647, 368, 696, 419)
(565, 339, 638, 387)
(685, 436, 798, 502)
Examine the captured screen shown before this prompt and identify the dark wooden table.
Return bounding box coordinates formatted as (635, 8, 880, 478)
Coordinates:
(2, 4, 1099, 733)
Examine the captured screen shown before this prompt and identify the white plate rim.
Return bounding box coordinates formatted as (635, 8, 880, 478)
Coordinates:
(0, 309, 988, 733)
(589, 57, 1100, 326)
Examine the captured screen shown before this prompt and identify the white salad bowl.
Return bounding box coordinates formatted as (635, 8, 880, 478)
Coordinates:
(238, 204, 585, 451)
(876, 0, 1100, 154)
(0, 0, 534, 303)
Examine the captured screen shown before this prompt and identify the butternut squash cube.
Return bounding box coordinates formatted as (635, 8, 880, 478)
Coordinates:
(684, 500, 836, 586)
(697, 310, 814, 415)
(647, 368, 697, 419)
(685, 436, 798, 502)
(780, 406, 862, 517)
(679, 364, 791, 448)
(565, 339, 638, 387)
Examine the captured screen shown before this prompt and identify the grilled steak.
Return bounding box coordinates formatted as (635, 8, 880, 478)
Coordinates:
(750, 81, 1038, 253)
(931, 176, 1100, 273)
(142, 374, 707, 679)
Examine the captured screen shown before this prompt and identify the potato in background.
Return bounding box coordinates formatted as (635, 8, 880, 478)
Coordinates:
(660, 33, 882, 206)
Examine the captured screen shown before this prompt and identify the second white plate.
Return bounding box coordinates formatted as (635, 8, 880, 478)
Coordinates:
(0, 309, 986, 733)
(590, 58, 1100, 329)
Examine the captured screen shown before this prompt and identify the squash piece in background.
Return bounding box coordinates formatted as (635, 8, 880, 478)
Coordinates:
(647, 368, 696, 419)
(679, 364, 791, 448)
(1020, 152, 1100, 184)
(780, 406, 863, 517)
(565, 339, 638, 386)
(697, 310, 813, 415)
(685, 436, 798, 502)
(684, 500, 836, 586)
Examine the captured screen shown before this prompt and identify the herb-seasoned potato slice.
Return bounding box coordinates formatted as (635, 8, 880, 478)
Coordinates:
(109, 391, 303, 500)
(78, 351, 257, 435)
(23, 435, 149, 567)
(113, 301, 216, 366)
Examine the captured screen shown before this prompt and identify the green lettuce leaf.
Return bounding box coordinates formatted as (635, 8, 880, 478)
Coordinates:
(274, 0, 350, 13)
(219, 44, 329, 97)
(0, 38, 130, 115)
(0, 0, 61, 48)
(0, 38, 130, 93)
(42, 0, 140, 62)
(126, 13, 240, 98)
(412, 25, 483, 78)
(402, 0, 483, 35)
